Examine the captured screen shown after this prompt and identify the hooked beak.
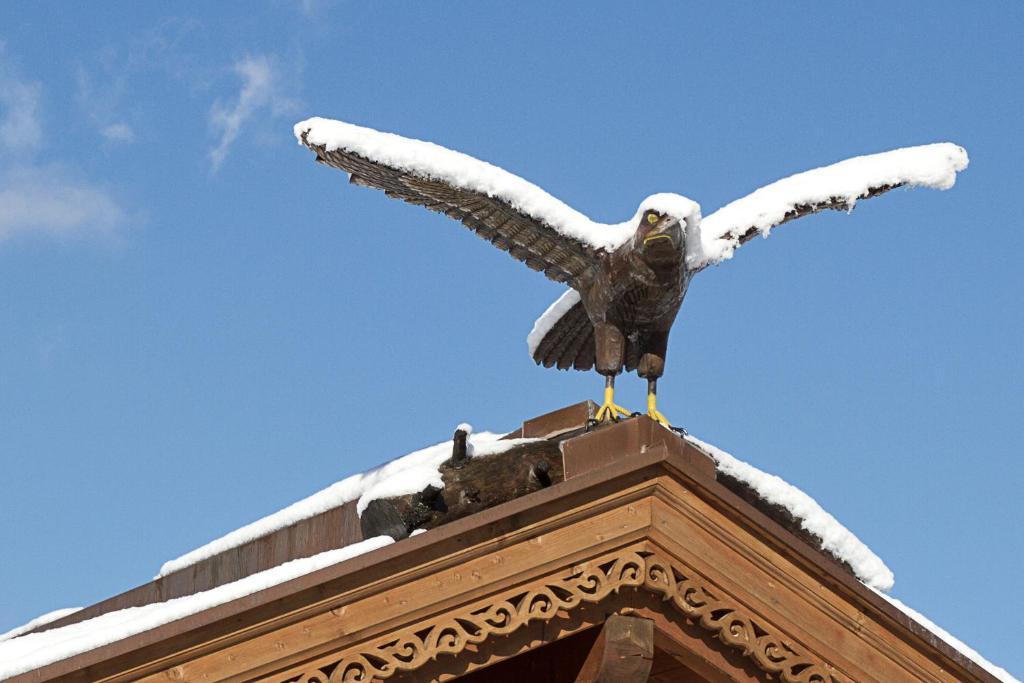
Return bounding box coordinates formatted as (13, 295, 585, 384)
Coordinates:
(642, 218, 681, 246)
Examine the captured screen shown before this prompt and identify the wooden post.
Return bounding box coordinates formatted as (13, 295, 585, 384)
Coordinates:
(451, 426, 469, 467)
(574, 615, 654, 682)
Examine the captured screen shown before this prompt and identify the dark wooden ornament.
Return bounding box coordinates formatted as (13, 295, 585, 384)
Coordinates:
(359, 498, 409, 541)
(362, 439, 565, 540)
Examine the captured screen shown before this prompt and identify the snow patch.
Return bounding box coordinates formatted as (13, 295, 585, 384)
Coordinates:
(635, 193, 701, 228)
(526, 289, 581, 357)
(157, 430, 538, 577)
(0, 537, 393, 680)
(295, 117, 699, 253)
(0, 608, 81, 643)
(694, 143, 968, 269)
(872, 589, 1020, 683)
(684, 434, 895, 592)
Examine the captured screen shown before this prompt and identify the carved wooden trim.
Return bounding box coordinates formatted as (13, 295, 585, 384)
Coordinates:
(641, 552, 834, 683)
(283, 549, 836, 683)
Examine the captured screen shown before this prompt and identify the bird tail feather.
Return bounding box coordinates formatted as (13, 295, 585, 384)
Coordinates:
(530, 299, 596, 371)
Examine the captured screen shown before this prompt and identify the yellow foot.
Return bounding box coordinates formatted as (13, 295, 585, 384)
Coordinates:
(596, 399, 632, 422)
(647, 394, 671, 428)
(595, 384, 631, 422)
(647, 407, 671, 428)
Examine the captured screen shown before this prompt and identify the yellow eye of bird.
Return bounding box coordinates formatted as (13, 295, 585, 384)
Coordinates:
(646, 213, 659, 224)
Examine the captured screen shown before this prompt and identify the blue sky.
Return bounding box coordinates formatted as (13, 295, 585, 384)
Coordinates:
(1, 1, 1021, 676)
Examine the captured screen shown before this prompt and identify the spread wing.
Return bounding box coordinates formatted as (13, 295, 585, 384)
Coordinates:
(528, 142, 969, 367)
(689, 143, 969, 271)
(295, 117, 606, 286)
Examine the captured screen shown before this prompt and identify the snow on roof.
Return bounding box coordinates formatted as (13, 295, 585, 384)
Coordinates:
(2, 423, 1015, 681)
(157, 428, 539, 578)
(0, 536, 393, 680)
(873, 589, 1020, 683)
(162, 415, 894, 591)
(0, 608, 81, 643)
(684, 434, 895, 592)
(693, 142, 969, 269)
(294, 117, 699, 252)
(687, 433, 1019, 681)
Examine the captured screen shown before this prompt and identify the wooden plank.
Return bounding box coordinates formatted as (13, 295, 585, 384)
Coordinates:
(648, 646, 709, 683)
(561, 417, 715, 481)
(574, 615, 653, 682)
(138, 504, 655, 683)
(646, 485, 962, 682)
(520, 400, 597, 439)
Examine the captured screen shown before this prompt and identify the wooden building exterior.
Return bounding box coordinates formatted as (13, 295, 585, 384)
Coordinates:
(9, 404, 1000, 682)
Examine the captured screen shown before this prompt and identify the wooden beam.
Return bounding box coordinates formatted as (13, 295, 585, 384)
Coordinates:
(574, 615, 654, 683)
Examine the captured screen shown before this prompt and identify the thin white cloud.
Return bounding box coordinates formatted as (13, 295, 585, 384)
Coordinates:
(0, 50, 42, 151)
(101, 123, 135, 143)
(73, 19, 209, 145)
(297, 0, 332, 18)
(0, 48, 129, 245)
(0, 166, 128, 244)
(74, 66, 136, 146)
(208, 55, 296, 171)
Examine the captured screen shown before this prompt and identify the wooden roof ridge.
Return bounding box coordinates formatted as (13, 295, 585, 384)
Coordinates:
(6, 406, 1003, 682)
(24, 401, 864, 640)
(18, 402, 597, 638)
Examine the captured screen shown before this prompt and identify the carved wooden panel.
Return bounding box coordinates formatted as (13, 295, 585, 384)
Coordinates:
(282, 549, 835, 683)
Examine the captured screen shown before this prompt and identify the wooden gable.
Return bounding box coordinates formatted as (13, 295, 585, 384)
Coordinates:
(11, 410, 998, 683)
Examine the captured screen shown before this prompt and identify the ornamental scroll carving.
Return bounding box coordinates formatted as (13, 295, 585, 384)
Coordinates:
(285, 550, 835, 683)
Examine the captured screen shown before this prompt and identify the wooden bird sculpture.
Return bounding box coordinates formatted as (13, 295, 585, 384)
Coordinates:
(296, 118, 968, 426)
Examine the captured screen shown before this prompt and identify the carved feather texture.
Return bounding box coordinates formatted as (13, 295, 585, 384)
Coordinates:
(530, 299, 595, 371)
(304, 139, 600, 287)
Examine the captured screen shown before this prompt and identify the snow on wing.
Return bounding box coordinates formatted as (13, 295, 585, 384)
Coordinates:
(691, 142, 969, 270)
(527, 289, 596, 371)
(526, 142, 968, 363)
(294, 118, 606, 286)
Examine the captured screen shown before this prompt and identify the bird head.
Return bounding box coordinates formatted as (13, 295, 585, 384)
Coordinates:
(631, 193, 701, 255)
(637, 210, 683, 250)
